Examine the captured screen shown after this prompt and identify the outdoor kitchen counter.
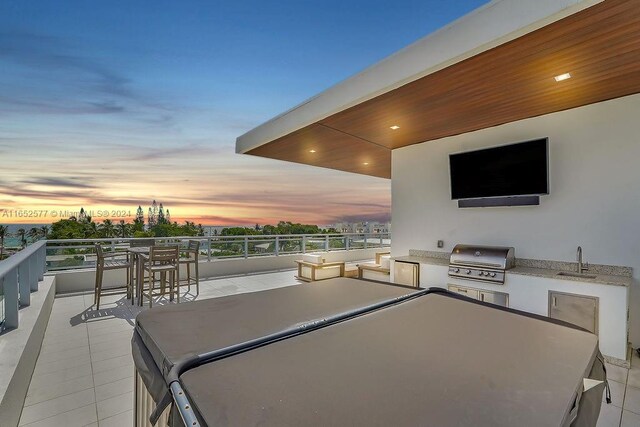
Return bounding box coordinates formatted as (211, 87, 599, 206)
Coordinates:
(392, 255, 632, 287)
(392, 255, 448, 266)
(509, 265, 631, 287)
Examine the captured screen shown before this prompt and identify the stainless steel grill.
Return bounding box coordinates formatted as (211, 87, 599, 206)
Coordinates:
(448, 244, 515, 284)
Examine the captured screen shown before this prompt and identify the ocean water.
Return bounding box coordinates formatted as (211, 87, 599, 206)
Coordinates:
(0, 224, 48, 247)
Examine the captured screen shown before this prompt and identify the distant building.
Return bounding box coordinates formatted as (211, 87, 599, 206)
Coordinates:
(329, 222, 390, 234)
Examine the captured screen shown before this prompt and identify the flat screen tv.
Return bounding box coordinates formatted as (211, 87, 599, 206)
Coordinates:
(449, 138, 549, 200)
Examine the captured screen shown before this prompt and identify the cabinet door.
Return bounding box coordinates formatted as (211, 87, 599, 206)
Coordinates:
(448, 285, 479, 300)
(549, 291, 598, 334)
(479, 291, 509, 307)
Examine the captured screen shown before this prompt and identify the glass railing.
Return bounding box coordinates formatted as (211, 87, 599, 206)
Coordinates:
(45, 233, 391, 271)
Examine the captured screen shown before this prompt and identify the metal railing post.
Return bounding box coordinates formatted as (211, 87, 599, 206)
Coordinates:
(275, 236, 279, 256)
(325, 235, 329, 251)
(18, 260, 31, 307)
(244, 237, 249, 259)
(346, 235, 350, 251)
(207, 238, 212, 261)
(302, 236, 307, 254)
(364, 234, 368, 249)
(4, 269, 19, 328)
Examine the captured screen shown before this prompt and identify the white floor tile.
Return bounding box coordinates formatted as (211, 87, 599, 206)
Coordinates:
(91, 354, 133, 375)
(608, 380, 627, 408)
(28, 363, 93, 389)
(90, 343, 132, 362)
(624, 385, 640, 415)
(34, 353, 92, 376)
(627, 368, 640, 389)
(37, 346, 91, 365)
(20, 403, 97, 427)
(41, 337, 90, 353)
(89, 329, 133, 346)
(96, 391, 133, 420)
(597, 403, 622, 427)
(25, 374, 94, 406)
(622, 409, 640, 427)
(95, 377, 134, 402)
(607, 363, 629, 384)
(19, 389, 96, 425)
(93, 364, 133, 387)
(98, 409, 133, 427)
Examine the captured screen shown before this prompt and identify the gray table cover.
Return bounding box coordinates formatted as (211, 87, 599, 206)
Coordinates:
(179, 292, 601, 427)
(134, 278, 417, 382)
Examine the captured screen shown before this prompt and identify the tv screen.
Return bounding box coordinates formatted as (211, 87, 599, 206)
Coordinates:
(449, 138, 549, 200)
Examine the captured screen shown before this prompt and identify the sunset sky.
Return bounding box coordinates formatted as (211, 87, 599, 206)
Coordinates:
(0, 0, 485, 225)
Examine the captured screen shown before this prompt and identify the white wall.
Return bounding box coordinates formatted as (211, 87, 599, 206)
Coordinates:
(392, 93, 640, 346)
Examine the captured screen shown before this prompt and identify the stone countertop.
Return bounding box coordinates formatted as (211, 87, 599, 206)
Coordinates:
(508, 265, 631, 287)
(392, 254, 632, 287)
(392, 255, 449, 266)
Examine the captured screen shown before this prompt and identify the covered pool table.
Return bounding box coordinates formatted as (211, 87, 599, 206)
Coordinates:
(132, 277, 608, 427)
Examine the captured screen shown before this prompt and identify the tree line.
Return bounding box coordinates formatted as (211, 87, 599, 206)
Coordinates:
(47, 204, 205, 240)
(220, 221, 335, 236)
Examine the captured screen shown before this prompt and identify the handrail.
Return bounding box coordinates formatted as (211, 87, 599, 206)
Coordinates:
(0, 241, 46, 275)
(45, 233, 386, 243)
(44, 233, 391, 271)
(0, 241, 47, 330)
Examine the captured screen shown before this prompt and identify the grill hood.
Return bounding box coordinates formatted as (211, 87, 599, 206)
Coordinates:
(449, 244, 515, 270)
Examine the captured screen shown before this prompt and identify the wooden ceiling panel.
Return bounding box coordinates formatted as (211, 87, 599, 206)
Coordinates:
(249, 0, 640, 178)
(247, 124, 390, 178)
(321, 0, 640, 149)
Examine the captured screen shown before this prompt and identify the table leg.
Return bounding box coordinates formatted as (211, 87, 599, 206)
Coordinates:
(137, 254, 143, 306)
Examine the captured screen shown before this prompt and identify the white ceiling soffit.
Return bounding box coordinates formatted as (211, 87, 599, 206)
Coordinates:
(236, 0, 603, 154)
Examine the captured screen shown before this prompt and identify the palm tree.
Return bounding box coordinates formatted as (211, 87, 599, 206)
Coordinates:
(117, 220, 129, 238)
(39, 225, 49, 239)
(28, 227, 40, 243)
(99, 219, 115, 238)
(17, 228, 27, 248)
(0, 225, 8, 259)
(84, 221, 99, 238)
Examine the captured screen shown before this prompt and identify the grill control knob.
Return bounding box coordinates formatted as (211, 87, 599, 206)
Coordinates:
(479, 271, 485, 276)
(454, 268, 460, 273)
(490, 272, 496, 277)
(465, 269, 471, 274)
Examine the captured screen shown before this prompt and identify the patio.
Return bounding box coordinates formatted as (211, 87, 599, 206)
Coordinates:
(18, 270, 304, 427)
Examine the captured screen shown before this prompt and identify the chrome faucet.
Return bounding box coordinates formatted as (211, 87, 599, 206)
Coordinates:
(577, 246, 589, 273)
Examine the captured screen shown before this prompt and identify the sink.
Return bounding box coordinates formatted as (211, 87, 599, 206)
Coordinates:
(556, 271, 597, 279)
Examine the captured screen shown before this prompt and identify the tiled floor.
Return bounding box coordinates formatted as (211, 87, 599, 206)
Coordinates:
(597, 352, 640, 427)
(18, 270, 640, 427)
(19, 270, 304, 427)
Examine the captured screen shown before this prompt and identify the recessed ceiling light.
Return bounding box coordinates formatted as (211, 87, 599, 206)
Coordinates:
(554, 73, 571, 82)
(309, 149, 316, 153)
(390, 125, 400, 130)
(363, 162, 369, 165)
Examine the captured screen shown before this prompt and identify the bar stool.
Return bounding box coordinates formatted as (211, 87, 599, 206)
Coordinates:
(179, 240, 200, 295)
(140, 245, 180, 308)
(94, 244, 132, 309)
